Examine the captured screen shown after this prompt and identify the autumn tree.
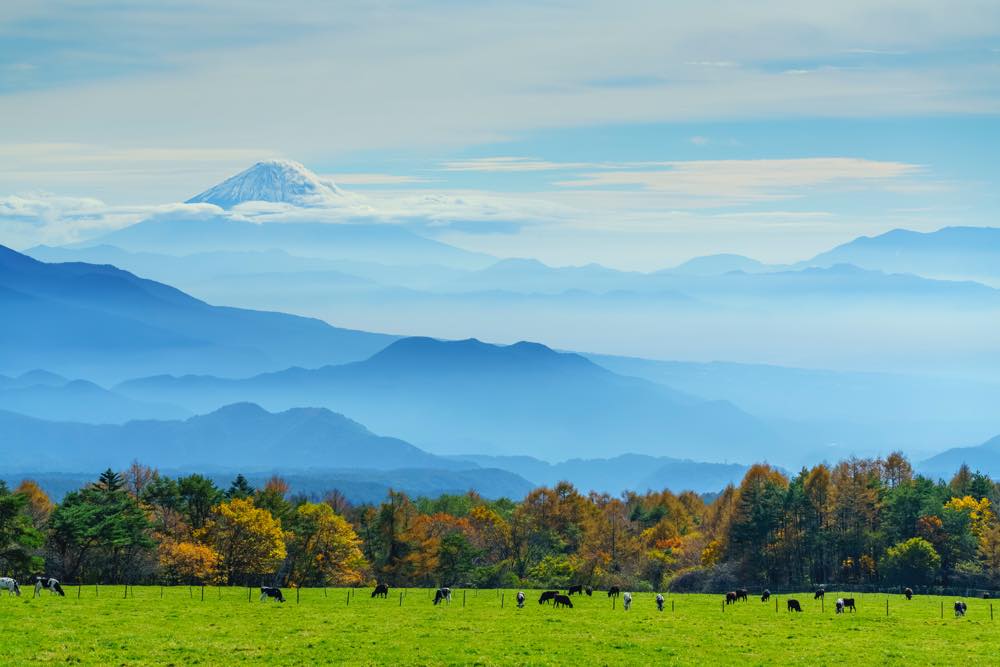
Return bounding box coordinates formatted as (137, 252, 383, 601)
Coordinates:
(14, 479, 53, 529)
(286, 502, 368, 586)
(881, 537, 941, 586)
(159, 540, 222, 584)
(200, 497, 286, 584)
(0, 481, 44, 575)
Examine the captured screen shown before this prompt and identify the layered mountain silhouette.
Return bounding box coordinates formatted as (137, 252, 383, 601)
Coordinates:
(806, 226, 1000, 284)
(0, 245, 396, 382)
(117, 336, 779, 462)
(0, 371, 188, 423)
(0, 402, 471, 472)
(919, 434, 1000, 479)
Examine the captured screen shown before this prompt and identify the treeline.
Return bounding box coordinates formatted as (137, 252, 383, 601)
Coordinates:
(1, 454, 999, 592)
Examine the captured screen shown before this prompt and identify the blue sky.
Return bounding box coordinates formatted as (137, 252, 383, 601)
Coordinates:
(1, 1, 998, 267)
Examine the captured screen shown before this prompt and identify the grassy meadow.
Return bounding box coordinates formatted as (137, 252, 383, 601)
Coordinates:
(1, 587, 998, 665)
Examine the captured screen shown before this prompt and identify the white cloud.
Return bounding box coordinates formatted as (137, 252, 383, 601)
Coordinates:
(324, 173, 434, 185)
(553, 158, 924, 204)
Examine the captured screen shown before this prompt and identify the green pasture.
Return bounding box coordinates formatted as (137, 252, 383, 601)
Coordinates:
(1, 587, 997, 665)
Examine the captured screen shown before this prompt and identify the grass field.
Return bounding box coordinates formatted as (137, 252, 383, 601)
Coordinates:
(1, 586, 998, 665)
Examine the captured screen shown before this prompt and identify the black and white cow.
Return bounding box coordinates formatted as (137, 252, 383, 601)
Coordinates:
(371, 583, 389, 598)
(835, 598, 845, 614)
(623, 592, 633, 611)
(955, 601, 967, 617)
(761, 589, 771, 603)
(31, 576, 65, 597)
(0, 577, 20, 596)
(656, 593, 664, 612)
(433, 587, 452, 605)
(585, 586, 593, 596)
(260, 586, 285, 602)
(516, 591, 525, 608)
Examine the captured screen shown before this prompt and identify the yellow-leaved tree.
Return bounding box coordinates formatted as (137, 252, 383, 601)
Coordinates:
(286, 502, 368, 586)
(159, 540, 223, 584)
(199, 497, 286, 584)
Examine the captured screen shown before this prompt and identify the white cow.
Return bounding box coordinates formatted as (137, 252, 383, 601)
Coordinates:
(623, 592, 633, 611)
(656, 593, 664, 611)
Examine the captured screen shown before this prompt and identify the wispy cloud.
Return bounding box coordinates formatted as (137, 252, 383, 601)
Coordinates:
(439, 157, 608, 173)
(324, 173, 434, 185)
(554, 158, 924, 203)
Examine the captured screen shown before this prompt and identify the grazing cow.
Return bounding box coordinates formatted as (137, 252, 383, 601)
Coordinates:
(0, 577, 20, 596)
(954, 601, 967, 617)
(761, 589, 771, 603)
(814, 588, 825, 600)
(787, 599, 803, 612)
(371, 583, 389, 599)
(725, 591, 737, 605)
(567, 584, 583, 596)
(656, 593, 664, 612)
(623, 592, 632, 611)
(607, 586, 621, 598)
(259, 586, 285, 602)
(736, 588, 749, 602)
(553, 594, 573, 608)
(516, 591, 525, 608)
(433, 588, 452, 605)
(538, 590, 559, 604)
(982, 592, 991, 600)
(842, 598, 856, 612)
(585, 586, 593, 596)
(904, 587, 913, 600)
(835, 598, 845, 614)
(31, 576, 65, 597)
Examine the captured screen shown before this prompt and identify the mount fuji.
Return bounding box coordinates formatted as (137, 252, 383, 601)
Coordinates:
(186, 159, 352, 209)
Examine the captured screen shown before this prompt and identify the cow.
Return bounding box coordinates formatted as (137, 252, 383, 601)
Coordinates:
(259, 586, 285, 602)
(904, 587, 913, 600)
(983, 592, 991, 600)
(835, 598, 845, 614)
(607, 586, 620, 598)
(656, 593, 664, 612)
(725, 591, 738, 605)
(787, 599, 803, 612)
(371, 583, 389, 599)
(814, 588, 825, 600)
(842, 597, 856, 612)
(954, 601, 967, 617)
(761, 589, 771, 603)
(567, 584, 583, 596)
(0, 577, 20, 596)
(516, 591, 525, 608)
(538, 590, 559, 604)
(31, 576, 65, 597)
(736, 588, 749, 602)
(585, 586, 593, 596)
(553, 594, 573, 608)
(623, 592, 632, 611)
(433, 588, 452, 605)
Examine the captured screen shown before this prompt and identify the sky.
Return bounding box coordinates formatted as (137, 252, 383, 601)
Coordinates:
(1, 0, 999, 268)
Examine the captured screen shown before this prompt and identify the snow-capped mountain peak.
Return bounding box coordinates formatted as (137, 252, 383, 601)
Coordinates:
(186, 159, 347, 209)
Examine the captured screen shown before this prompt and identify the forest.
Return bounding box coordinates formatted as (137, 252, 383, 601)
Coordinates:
(2, 454, 999, 593)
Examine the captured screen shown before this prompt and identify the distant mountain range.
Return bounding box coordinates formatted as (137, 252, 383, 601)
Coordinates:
(0, 370, 188, 424)
(919, 434, 1000, 479)
(0, 402, 471, 472)
(0, 245, 396, 382)
(450, 453, 749, 494)
(805, 226, 1000, 285)
(115, 336, 779, 462)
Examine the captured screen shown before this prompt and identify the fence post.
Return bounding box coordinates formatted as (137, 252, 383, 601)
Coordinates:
(399, 591, 403, 607)
(886, 598, 889, 616)
(123, 585, 128, 600)
(324, 587, 327, 598)
(248, 587, 252, 602)
(463, 590, 466, 608)
(160, 586, 163, 599)
(78, 584, 81, 598)
(941, 601, 943, 618)
(501, 592, 504, 609)
(96, 584, 99, 598)
(296, 587, 300, 604)
(672, 599, 675, 613)
(201, 585, 204, 602)
(991, 603, 994, 621)
(346, 590, 350, 607)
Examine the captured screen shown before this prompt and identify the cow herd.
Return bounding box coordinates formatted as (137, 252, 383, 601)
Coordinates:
(0, 576, 981, 620)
